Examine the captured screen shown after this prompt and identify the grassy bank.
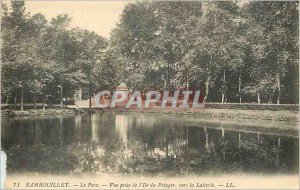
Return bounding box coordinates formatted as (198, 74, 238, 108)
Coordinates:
(1, 108, 76, 117)
(119, 108, 299, 122)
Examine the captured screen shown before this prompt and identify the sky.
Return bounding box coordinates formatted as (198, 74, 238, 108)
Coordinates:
(5, 1, 249, 39)
(17, 1, 131, 38)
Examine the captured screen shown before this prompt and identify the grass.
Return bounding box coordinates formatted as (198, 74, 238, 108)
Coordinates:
(1, 108, 76, 117)
(124, 108, 299, 122)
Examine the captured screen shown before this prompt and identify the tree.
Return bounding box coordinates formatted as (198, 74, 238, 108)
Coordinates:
(184, 2, 244, 103)
(243, 1, 299, 104)
(43, 14, 86, 108)
(1, 1, 36, 110)
(72, 29, 109, 108)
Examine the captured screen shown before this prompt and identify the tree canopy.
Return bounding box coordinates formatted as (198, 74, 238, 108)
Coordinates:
(1, 1, 299, 109)
(110, 1, 298, 104)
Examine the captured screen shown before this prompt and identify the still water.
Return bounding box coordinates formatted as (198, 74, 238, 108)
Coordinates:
(1, 112, 299, 176)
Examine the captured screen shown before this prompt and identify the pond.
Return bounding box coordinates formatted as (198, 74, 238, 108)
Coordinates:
(1, 112, 299, 177)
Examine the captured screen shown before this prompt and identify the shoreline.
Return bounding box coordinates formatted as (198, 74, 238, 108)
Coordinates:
(1, 107, 299, 123)
(125, 108, 299, 122)
(1, 108, 77, 118)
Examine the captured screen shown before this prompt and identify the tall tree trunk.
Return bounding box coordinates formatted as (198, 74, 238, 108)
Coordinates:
(222, 67, 226, 104)
(186, 70, 189, 91)
(21, 86, 24, 111)
(14, 94, 17, 108)
(43, 96, 46, 110)
(34, 93, 37, 109)
(257, 92, 261, 104)
(89, 83, 92, 109)
(204, 77, 210, 102)
(239, 69, 242, 104)
(5, 92, 9, 105)
(276, 53, 281, 104)
(222, 92, 224, 104)
(221, 30, 227, 104)
(89, 96, 92, 109)
(268, 89, 275, 104)
(204, 56, 212, 103)
(276, 75, 281, 104)
(60, 85, 63, 109)
(167, 62, 170, 89)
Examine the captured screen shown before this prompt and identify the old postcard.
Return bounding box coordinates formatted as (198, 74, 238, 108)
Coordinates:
(0, 1, 299, 190)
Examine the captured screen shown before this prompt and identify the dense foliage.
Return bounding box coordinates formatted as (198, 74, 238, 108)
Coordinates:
(1, 2, 116, 109)
(111, 1, 299, 104)
(1, 1, 299, 110)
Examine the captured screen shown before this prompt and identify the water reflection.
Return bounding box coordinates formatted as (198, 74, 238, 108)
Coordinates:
(1, 113, 299, 176)
(116, 115, 128, 149)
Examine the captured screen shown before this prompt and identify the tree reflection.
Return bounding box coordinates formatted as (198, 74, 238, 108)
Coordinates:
(1, 113, 298, 176)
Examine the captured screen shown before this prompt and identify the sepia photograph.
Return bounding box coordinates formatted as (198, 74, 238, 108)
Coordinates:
(0, 0, 299, 189)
